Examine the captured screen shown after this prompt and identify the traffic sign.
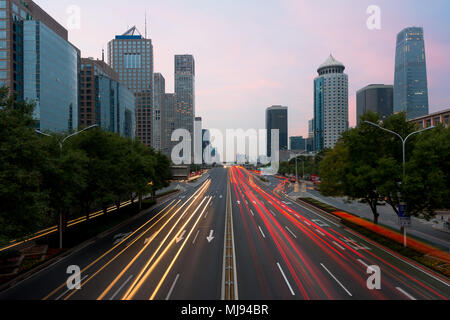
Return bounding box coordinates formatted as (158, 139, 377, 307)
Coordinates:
(398, 216, 411, 227)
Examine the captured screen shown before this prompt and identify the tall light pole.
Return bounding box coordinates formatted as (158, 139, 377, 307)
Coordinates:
(364, 121, 435, 246)
(35, 125, 98, 249)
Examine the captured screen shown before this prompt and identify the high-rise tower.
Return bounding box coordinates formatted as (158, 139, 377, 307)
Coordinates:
(314, 55, 348, 151)
(394, 27, 429, 119)
(108, 26, 154, 146)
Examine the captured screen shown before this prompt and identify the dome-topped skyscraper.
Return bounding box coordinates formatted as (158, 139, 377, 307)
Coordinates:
(314, 55, 349, 151)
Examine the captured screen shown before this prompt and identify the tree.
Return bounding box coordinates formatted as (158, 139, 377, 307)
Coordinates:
(320, 112, 392, 224)
(403, 125, 450, 217)
(0, 87, 49, 243)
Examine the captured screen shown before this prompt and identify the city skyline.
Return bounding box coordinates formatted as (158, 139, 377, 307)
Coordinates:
(34, 0, 450, 138)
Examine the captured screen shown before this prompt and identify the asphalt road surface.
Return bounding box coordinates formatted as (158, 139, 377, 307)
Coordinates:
(0, 167, 448, 300)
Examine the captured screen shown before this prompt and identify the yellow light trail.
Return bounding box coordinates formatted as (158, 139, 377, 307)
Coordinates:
(149, 196, 212, 300)
(122, 183, 211, 300)
(96, 181, 211, 300)
(42, 199, 177, 300)
(63, 200, 182, 300)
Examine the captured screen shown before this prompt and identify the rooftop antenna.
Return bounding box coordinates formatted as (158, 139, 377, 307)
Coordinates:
(102, 49, 104, 62)
(145, 11, 147, 39)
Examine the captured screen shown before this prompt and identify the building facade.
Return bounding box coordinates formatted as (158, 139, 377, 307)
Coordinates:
(394, 27, 429, 119)
(266, 105, 288, 157)
(314, 55, 348, 151)
(356, 84, 393, 125)
(174, 55, 195, 137)
(108, 26, 153, 145)
(152, 72, 165, 151)
(23, 20, 79, 132)
(290, 136, 306, 151)
(79, 58, 135, 139)
(0, 0, 68, 97)
(161, 93, 176, 158)
(409, 108, 450, 129)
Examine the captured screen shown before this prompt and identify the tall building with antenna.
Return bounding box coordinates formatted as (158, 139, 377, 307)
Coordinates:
(107, 26, 154, 146)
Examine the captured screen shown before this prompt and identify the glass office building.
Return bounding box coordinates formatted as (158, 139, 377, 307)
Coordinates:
(0, 0, 69, 99)
(394, 27, 429, 119)
(175, 55, 195, 136)
(266, 105, 288, 157)
(162, 93, 176, 158)
(108, 26, 153, 146)
(356, 84, 393, 125)
(80, 58, 135, 139)
(23, 20, 78, 132)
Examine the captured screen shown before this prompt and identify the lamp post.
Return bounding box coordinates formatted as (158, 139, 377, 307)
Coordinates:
(35, 125, 98, 249)
(364, 121, 435, 246)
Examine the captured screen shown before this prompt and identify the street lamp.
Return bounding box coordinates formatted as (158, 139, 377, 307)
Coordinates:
(364, 121, 435, 246)
(35, 124, 98, 249)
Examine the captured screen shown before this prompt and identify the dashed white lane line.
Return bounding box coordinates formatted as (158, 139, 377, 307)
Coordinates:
(110, 275, 133, 300)
(55, 274, 89, 300)
(270, 210, 277, 217)
(303, 220, 311, 226)
(396, 287, 416, 300)
(250, 209, 255, 216)
(357, 259, 369, 268)
(285, 226, 297, 239)
(192, 230, 200, 244)
(258, 225, 266, 238)
(320, 263, 352, 297)
(165, 274, 180, 300)
(277, 263, 295, 296)
(316, 229, 325, 236)
(333, 241, 346, 251)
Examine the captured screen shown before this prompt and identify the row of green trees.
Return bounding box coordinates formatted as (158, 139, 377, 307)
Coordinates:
(278, 149, 327, 177)
(319, 111, 450, 224)
(0, 87, 172, 245)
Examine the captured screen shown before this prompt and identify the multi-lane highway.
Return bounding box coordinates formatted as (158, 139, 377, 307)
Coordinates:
(0, 167, 449, 300)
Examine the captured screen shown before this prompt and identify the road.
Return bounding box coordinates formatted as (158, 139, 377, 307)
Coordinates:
(0, 167, 449, 300)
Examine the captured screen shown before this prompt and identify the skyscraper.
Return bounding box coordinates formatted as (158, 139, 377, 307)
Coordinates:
(161, 93, 176, 158)
(394, 27, 429, 119)
(175, 55, 195, 137)
(314, 55, 348, 151)
(356, 84, 393, 124)
(23, 20, 79, 132)
(152, 73, 165, 151)
(108, 26, 154, 146)
(0, 0, 68, 98)
(79, 58, 135, 139)
(266, 105, 288, 157)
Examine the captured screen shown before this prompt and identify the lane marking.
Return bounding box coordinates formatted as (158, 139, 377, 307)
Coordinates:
(250, 209, 254, 216)
(110, 275, 133, 300)
(333, 241, 346, 251)
(396, 287, 416, 300)
(357, 259, 369, 268)
(258, 226, 266, 238)
(55, 274, 89, 300)
(277, 263, 295, 296)
(303, 220, 311, 226)
(316, 229, 325, 236)
(165, 274, 180, 300)
(204, 210, 209, 219)
(192, 230, 200, 244)
(270, 210, 277, 217)
(320, 263, 352, 296)
(285, 226, 297, 239)
(312, 219, 329, 227)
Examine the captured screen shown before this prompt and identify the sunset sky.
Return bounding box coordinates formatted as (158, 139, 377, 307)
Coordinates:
(36, 0, 450, 138)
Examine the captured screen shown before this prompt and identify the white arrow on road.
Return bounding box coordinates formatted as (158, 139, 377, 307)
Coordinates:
(144, 233, 157, 245)
(207, 230, 215, 243)
(176, 230, 186, 243)
(237, 201, 240, 205)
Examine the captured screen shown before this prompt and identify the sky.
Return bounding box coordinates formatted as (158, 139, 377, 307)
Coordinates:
(36, 0, 450, 138)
